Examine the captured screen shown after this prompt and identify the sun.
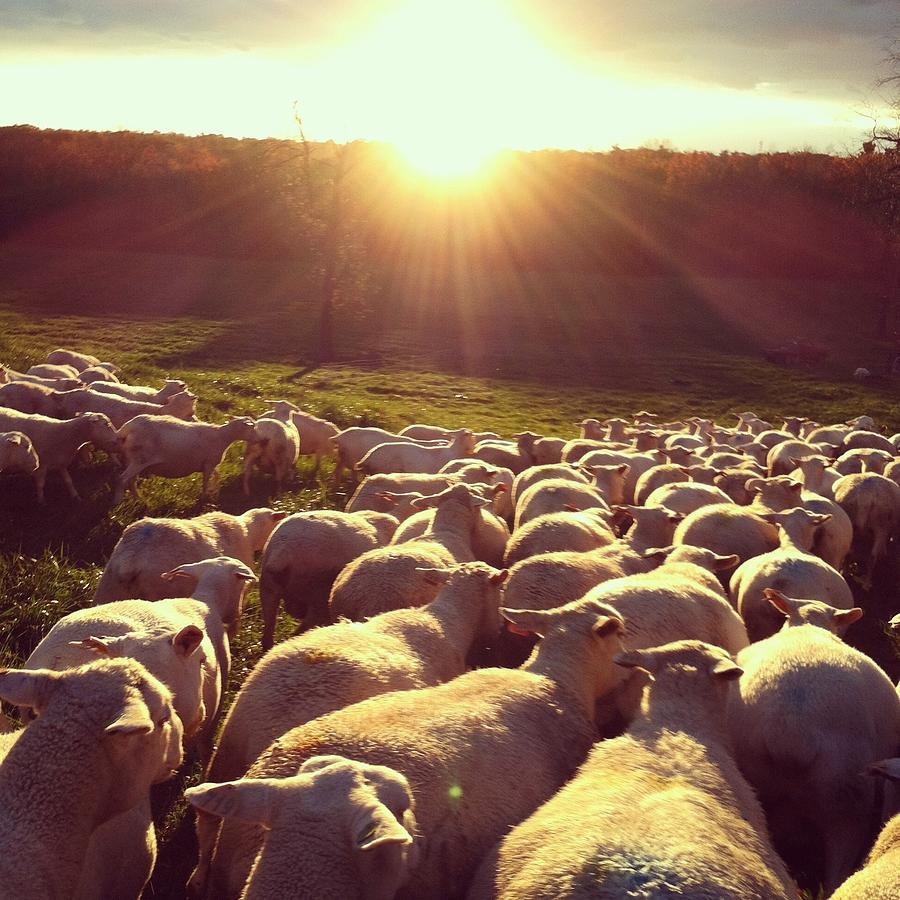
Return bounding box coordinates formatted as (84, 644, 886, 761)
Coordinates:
(395, 132, 496, 180)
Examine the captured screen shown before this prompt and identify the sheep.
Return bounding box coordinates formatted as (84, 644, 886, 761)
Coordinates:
(831, 758, 900, 900)
(644, 480, 733, 516)
(633, 463, 690, 505)
(329, 483, 492, 622)
(730, 508, 855, 641)
(0, 409, 119, 502)
(46, 348, 101, 371)
(768, 439, 836, 475)
(674, 504, 778, 579)
(209, 562, 506, 785)
(57, 386, 197, 428)
(513, 466, 625, 530)
(346, 464, 498, 517)
(0, 380, 63, 417)
(90, 378, 187, 403)
(503, 508, 615, 567)
(113, 414, 256, 502)
(0, 365, 81, 390)
(187, 757, 421, 900)
(509, 463, 589, 508)
(530, 436, 566, 465)
(261, 400, 340, 472)
(790, 454, 841, 498)
(193, 595, 627, 900)
(755, 429, 793, 450)
(729, 591, 900, 892)
(258, 509, 399, 649)
(392, 488, 510, 568)
(841, 430, 895, 454)
(714, 467, 761, 504)
(833, 447, 893, 475)
(27, 362, 80, 379)
(80, 364, 120, 383)
(445, 461, 514, 521)
(833, 471, 900, 585)
(0, 659, 183, 900)
(806, 424, 853, 446)
(0, 431, 38, 477)
(577, 449, 659, 503)
(332, 426, 449, 480)
(468, 640, 795, 900)
(499, 505, 682, 617)
(401, 423, 500, 443)
(357, 430, 476, 476)
(473, 434, 537, 473)
(242, 416, 300, 495)
(94, 508, 284, 606)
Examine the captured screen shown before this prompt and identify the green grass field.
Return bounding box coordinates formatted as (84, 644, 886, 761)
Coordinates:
(1, 284, 898, 898)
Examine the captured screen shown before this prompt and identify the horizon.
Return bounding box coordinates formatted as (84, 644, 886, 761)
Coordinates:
(2, 0, 899, 170)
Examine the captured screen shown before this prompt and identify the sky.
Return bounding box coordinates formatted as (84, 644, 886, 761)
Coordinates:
(1, 0, 899, 161)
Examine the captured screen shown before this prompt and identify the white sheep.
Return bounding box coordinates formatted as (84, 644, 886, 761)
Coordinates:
(833, 447, 893, 475)
(473, 433, 538, 473)
(0, 365, 81, 390)
(261, 400, 340, 473)
(241, 416, 300, 495)
(80, 364, 120, 383)
(0, 659, 183, 900)
(0, 409, 119, 502)
(729, 591, 900, 893)
(730, 508, 856, 641)
(90, 378, 187, 403)
(0, 432, 38, 477)
(94, 507, 283, 606)
(58, 386, 197, 428)
(503, 507, 615, 567)
(444, 460, 514, 521)
(509, 462, 589, 509)
(468, 640, 795, 900)
(357, 429, 476, 475)
(401, 423, 499, 443)
(768, 439, 836, 475)
(332, 426, 449, 480)
(645, 480, 734, 516)
(577, 449, 659, 503)
(0, 380, 63, 417)
(833, 471, 900, 585)
(113, 414, 256, 501)
(830, 758, 900, 899)
(187, 757, 421, 900)
(841, 429, 895, 453)
(329, 483, 492, 622)
(194, 595, 626, 900)
(633, 463, 690, 505)
(530, 436, 566, 465)
(258, 509, 399, 649)
(27, 362, 80, 380)
(513, 466, 625, 530)
(790, 454, 841, 498)
(46, 348, 101, 372)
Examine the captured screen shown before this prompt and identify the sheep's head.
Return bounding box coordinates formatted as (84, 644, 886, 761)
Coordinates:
(0, 432, 39, 474)
(765, 589, 862, 636)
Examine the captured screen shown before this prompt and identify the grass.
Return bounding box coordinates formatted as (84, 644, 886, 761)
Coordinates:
(1, 279, 899, 898)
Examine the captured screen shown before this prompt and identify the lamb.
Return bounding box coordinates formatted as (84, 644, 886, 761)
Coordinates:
(503, 508, 615, 567)
(80, 365, 120, 383)
(513, 466, 625, 529)
(0, 659, 183, 900)
(209, 563, 506, 785)
(499, 505, 682, 616)
(833, 448, 893, 475)
(831, 758, 900, 899)
(645, 480, 733, 516)
(329, 484, 492, 622)
(332, 426, 449, 480)
(446, 461, 514, 521)
(113, 414, 256, 501)
(0, 380, 63, 417)
(768, 439, 836, 475)
(94, 508, 284, 606)
(509, 463, 589, 508)
(841, 429, 895, 453)
(473, 434, 537, 473)
(577, 449, 659, 503)
(729, 591, 900, 892)
(401, 423, 500, 443)
(730, 508, 855, 641)
(242, 416, 300, 495)
(261, 401, 339, 472)
(187, 757, 421, 900)
(530, 436, 566, 465)
(27, 362, 80, 380)
(258, 509, 399, 649)
(57, 386, 197, 428)
(634, 463, 690, 505)
(193, 595, 626, 900)
(833, 471, 900, 585)
(790, 454, 841, 498)
(468, 641, 795, 900)
(0, 432, 38, 477)
(0, 365, 81, 390)
(0, 409, 119, 502)
(357, 430, 476, 476)
(46, 348, 101, 371)
(91, 378, 187, 403)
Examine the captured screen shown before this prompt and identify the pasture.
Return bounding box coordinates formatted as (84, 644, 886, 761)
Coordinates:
(1, 286, 899, 898)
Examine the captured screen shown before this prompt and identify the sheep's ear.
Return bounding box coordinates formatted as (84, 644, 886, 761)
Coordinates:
(354, 804, 413, 852)
(866, 759, 900, 782)
(160, 566, 196, 584)
(271, 511, 289, 523)
(70, 636, 124, 657)
(592, 615, 623, 638)
(788, 480, 803, 493)
(615, 464, 630, 476)
(410, 494, 438, 510)
(613, 650, 655, 673)
(763, 588, 795, 617)
(172, 625, 204, 657)
(833, 607, 864, 628)
(642, 546, 673, 563)
(415, 567, 452, 586)
(375, 491, 399, 507)
(811, 513, 831, 525)
(667, 512, 684, 524)
(709, 658, 742, 681)
(186, 780, 279, 827)
(233, 570, 257, 583)
(487, 568, 508, 586)
(712, 553, 740, 571)
(501, 608, 551, 638)
(0, 668, 61, 713)
(105, 697, 153, 736)
(744, 478, 763, 494)
(471, 494, 493, 508)
(562, 503, 580, 512)
(3, 434, 22, 446)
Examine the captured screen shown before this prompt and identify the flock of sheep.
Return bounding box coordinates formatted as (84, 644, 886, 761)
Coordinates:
(2, 347, 900, 899)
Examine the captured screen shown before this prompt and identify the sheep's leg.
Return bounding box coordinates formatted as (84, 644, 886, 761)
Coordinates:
(202, 466, 221, 497)
(241, 454, 255, 497)
(33, 468, 47, 505)
(59, 466, 81, 500)
(114, 461, 145, 503)
(187, 810, 221, 900)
